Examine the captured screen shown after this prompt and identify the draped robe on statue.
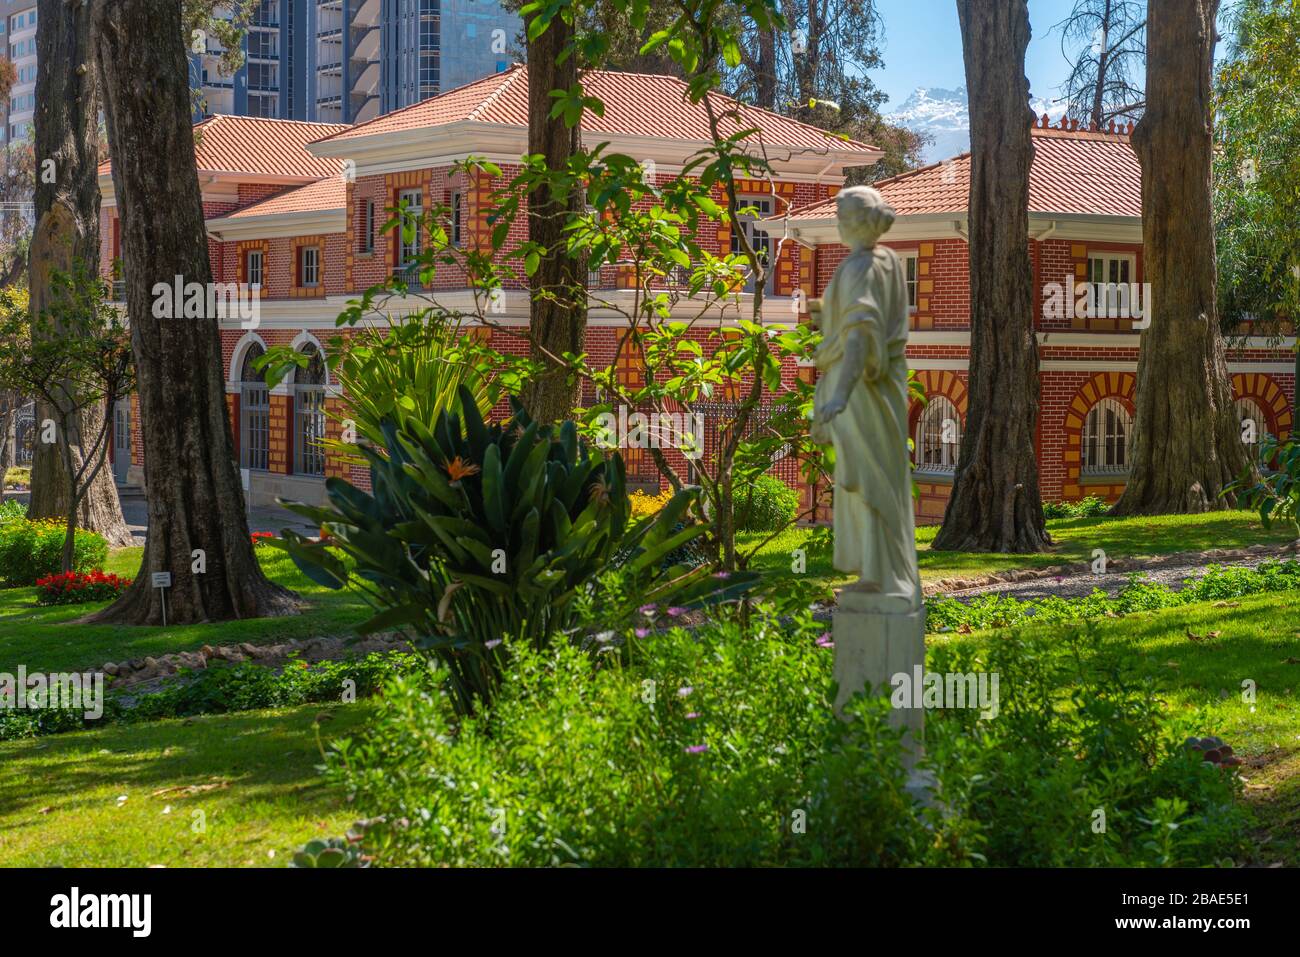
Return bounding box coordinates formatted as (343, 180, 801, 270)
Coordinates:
(814, 244, 921, 606)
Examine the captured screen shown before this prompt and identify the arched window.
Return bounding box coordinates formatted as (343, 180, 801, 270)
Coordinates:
(293, 343, 327, 477)
(239, 342, 269, 472)
(1081, 397, 1131, 475)
(1234, 396, 1267, 464)
(915, 396, 961, 473)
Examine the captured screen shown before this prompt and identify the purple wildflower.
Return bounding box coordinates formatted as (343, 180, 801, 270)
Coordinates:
(667, 606, 687, 617)
(684, 744, 709, 754)
(635, 627, 650, 639)
(685, 712, 701, 720)
(485, 639, 502, 650)
(816, 632, 833, 648)
(639, 604, 657, 616)
(677, 686, 693, 697)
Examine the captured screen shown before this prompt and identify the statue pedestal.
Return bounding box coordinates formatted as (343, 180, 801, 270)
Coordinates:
(832, 590, 926, 771)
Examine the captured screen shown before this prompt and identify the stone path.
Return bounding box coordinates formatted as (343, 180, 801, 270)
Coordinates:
(7, 487, 320, 544)
(935, 542, 1299, 603)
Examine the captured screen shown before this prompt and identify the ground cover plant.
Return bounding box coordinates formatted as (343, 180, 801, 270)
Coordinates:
(926, 559, 1300, 633)
(322, 610, 1253, 867)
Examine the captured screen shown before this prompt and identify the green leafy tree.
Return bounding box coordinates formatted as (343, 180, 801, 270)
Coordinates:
(1214, 0, 1300, 332)
(0, 270, 133, 572)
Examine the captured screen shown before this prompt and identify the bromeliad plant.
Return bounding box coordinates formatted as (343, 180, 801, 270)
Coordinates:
(272, 386, 754, 713)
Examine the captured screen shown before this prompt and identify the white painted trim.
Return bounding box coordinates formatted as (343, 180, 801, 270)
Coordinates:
(766, 211, 1143, 246)
(1227, 362, 1297, 375)
(207, 208, 346, 240)
(906, 358, 968, 371)
(228, 331, 269, 384)
(288, 330, 333, 387)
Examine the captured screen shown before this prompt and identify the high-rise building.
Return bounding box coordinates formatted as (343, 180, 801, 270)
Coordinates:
(192, 0, 518, 125)
(1, 0, 38, 145)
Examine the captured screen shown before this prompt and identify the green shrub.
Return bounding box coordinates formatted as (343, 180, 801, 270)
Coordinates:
(0, 498, 26, 525)
(1043, 495, 1110, 519)
(0, 652, 420, 742)
(0, 519, 108, 587)
(926, 626, 1248, 866)
(328, 615, 1247, 867)
(734, 474, 800, 532)
(926, 560, 1300, 634)
(274, 388, 753, 714)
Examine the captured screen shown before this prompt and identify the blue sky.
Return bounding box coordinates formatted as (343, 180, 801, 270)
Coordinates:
(873, 0, 1092, 110)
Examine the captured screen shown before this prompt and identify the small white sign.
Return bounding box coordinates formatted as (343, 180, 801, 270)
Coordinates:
(151, 572, 172, 589)
(241, 468, 251, 492)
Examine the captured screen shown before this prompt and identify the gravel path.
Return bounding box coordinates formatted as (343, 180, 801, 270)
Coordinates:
(942, 552, 1280, 602)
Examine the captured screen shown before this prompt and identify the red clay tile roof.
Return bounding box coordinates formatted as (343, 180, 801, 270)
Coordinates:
(780, 124, 1141, 223)
(312, 64, 878, 156)
(224, 177, 346, 218)
(98, 114, 351, 180)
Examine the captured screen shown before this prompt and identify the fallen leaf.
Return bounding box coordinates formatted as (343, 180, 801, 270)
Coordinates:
(150, 780, 229, 798)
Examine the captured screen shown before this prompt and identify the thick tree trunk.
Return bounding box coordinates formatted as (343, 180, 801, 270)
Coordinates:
(520, 14, 587, 426)
(27, 0, 132, 547)
(1112, 0, 1245, 515)
(87, 0, 298, 624)
(933, 0, 1049, 553)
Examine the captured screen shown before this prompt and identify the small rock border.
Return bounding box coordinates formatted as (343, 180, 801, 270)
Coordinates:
(102, 631, 412, 689)
(921, 540, 1300, 598)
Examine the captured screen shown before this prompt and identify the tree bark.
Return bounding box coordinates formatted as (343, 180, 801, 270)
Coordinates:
(87, 0, 298, 624)
(1111, 0, 1245, 515)
(520, 14, 587, 426)
(933, 0, 1049, 553)
(27, 0, 132, 547)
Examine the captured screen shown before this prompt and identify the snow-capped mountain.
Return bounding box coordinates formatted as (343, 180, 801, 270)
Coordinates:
(887, 87, 1069, 164)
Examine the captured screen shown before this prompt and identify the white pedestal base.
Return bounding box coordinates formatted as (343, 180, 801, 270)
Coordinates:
(832, 590, 926, 770)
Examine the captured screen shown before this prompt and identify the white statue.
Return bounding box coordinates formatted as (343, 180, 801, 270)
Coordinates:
(811, 186, 921, 609)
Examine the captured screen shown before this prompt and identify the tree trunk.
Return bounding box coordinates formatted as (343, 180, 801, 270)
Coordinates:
(933, 0, 1049, 553)
(1111, 0, 1245, 515)
(520, 14, 587, 426)
(87, 0, 298, 624)
(27, 0, 132, 547)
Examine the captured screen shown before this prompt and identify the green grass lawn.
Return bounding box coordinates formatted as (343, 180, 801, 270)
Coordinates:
(740, 509, 1296, 587)
(0, 547, 368, 675)
(0, 701, 374, 867)
(933, 587, 1300, 864)
(1, 583, 1296, 865)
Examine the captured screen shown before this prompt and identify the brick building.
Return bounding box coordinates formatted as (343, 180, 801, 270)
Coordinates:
(758, 116, 1295, 523)
(99, 69, 1296, 522)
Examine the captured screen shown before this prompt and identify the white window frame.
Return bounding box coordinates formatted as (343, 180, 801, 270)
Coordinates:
(901, 251, 919, 312)
(732, 194, 775, 295)
(245, 248, 263, 288)
(398, 187, 423, 267)
(1086, 251, 1137, 316)
(292, 346, 327, 478)
(298, 245, 320, 288)
(1081, 397, 1131, 476)
(450, 191, 464, 247)
(360, 199, 375, 254)
(915, 396, 961, 474)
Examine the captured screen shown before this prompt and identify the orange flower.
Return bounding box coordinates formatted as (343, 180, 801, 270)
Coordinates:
(445, 456, 480, 481)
